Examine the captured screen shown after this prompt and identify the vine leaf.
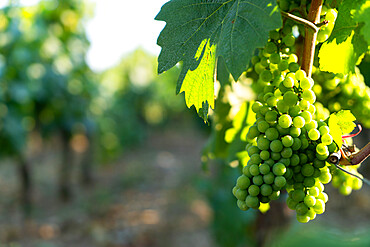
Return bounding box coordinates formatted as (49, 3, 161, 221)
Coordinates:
(155, 0, 281, 120)
(328, 110, 356, 148)
(353, 1, 370, 44)
(318, 0, 369, 74)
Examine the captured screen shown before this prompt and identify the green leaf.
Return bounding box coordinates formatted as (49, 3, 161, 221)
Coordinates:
(318, 32, 367, 74)
(155, 0, 282, 120)
(328, 113, 343, 148)
(328, 110, 357, 148)
(353, 1, 370, 44)
(335, 110, 356, 134)
(318, 0, 369, 74)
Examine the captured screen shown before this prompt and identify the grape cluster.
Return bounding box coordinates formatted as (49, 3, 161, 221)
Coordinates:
(232, 27, 338, 223)
(312, 67, 370, 128)
(331, 165, 363, 195)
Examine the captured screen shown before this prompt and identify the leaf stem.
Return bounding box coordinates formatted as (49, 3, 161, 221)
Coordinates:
(280, 11, 318, 32)
(301, 0, 323, 77)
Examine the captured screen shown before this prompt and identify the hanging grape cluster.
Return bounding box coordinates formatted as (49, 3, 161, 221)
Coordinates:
(232, 21, 340, 222)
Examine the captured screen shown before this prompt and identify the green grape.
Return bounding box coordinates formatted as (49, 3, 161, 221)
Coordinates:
(300, 111, 312, 123)
(270, 52, 281, 64)
(290, 153, 300, 166)
(295, 69, 306, 81)
(248, 184, 260, 196)
(299, 100, 310, 111)
(235, 189, 248, 200)
(283, 34, 295, 46)
(277, 100, 290, 113)
(299, 77, 314, 90)
(245, 195, 260, 209)
(243, 165, 252, 177)
(247, 125, 260, 139)
(283, 76, 295, 88)
(278, 114, 292, 128)
(289, 105, 301, 117)
(318, 126, 330, 135)
(260, 150, 270, 161)
(292, 189, 305, 202)
(308, 129, 320, 141)
(270, 139, 284, 152)
(236, 175, 251, 189)
(281, 147, 293, 158)
(263, 172, 275, 184)
(321, 133, 333, 145)
(260, 70, 273, 82)
(260, 184, 273, 196)
(253, 175, 264, 186)
(250, 153, 262, 164)
(288, 62, 300, 72)
(313, 199, 325, 214)
(252, 101, 263, 113)
(247, 145, 260, 156)
(257, 121, 270, 133)
(266, 96, 278, 107)
(302, 89, 316, 104)
(257, 137, 270, 150)
(303, 195, 316, 207)
(265, 127, 279, 141)
(316, 143, 328, 155)
(290, 127, 301, 137)
(249, 164, 260, 176)
(293, 116, 305, 128)
(272, 162, 286, 176)
(278, 60, 289, 71)
(259, 163, 270, 175)
(265, 42, 277, 54)
(301, 164, 314, 177)
(296, 214, 310, 223)
(305, 120, 318, 130)
(265, 110, 278, 123)
(274, 176, 287, 187)
(283, 91, 298, 106)
(282, 135, 294, 147)
(296, 202, 309, 215)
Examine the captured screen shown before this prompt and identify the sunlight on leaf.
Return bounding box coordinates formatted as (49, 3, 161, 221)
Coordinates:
(180, 39, 216, 116)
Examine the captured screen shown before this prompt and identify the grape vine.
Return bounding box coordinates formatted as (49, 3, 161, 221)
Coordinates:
(155, 0, 370, 224)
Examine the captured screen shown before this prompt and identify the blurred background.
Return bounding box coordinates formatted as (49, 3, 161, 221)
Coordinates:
(0, 0, 369, 247)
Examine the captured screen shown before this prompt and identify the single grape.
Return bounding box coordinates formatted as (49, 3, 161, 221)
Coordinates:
(245, 195, 260, 209)
(282, 135, 294, 147)
(272, 162, 286, 176)
(248, 184, 260, 196)
(279, 114, 293, 128)
(236, 175, 251, 189)
(308, 129, 320, 141)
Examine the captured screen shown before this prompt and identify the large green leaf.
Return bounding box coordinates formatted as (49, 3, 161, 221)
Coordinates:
(155, 0, 281, 120)
(318, 0, 369, 74)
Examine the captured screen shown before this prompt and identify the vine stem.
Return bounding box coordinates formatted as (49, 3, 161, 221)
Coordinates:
(280, 11, 318, 32)
(351, 142, 370, 166)
(301, 0, 323, 77)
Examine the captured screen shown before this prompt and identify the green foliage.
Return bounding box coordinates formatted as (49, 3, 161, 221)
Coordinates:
(319, 0, 369, 74)
(155, 0, 281, 120)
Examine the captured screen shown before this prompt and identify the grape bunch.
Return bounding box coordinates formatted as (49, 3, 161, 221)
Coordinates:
(232, 26, 338, 223)
(312, 67, 370, 128)
(331, 165, 363, 195)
